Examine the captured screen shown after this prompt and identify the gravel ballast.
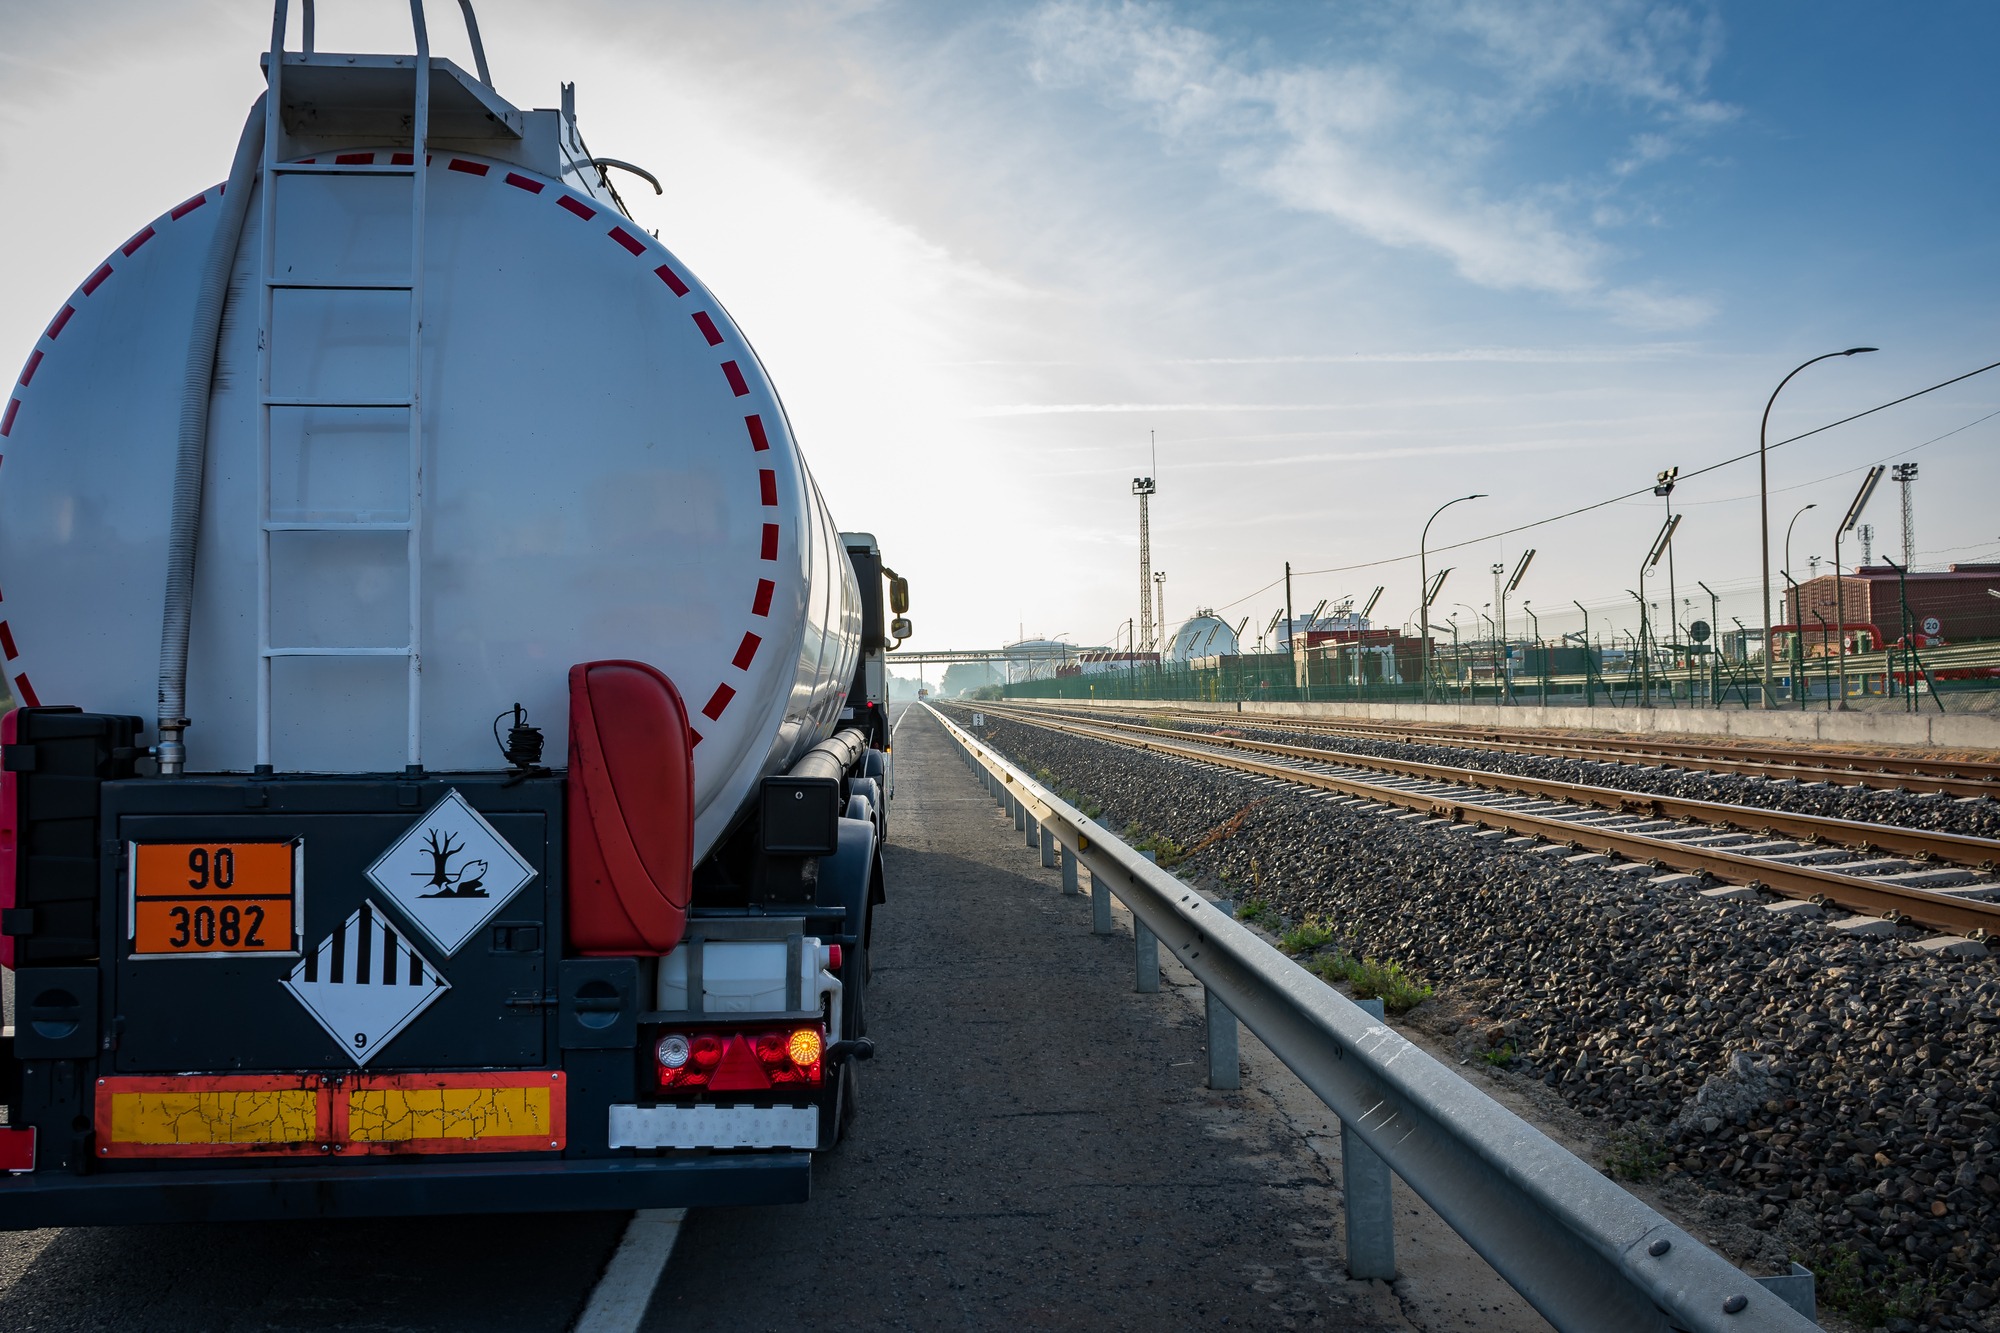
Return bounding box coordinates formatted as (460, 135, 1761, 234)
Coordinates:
(1067, 709, 2000, 842)
(949, 705, 2000, 1333)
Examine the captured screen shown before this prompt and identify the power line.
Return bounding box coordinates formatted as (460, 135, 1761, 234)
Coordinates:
(1245, 357, 2000, 591)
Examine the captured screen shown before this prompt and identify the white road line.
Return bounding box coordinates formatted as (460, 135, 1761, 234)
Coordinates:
(572, 1208, 687, 1333)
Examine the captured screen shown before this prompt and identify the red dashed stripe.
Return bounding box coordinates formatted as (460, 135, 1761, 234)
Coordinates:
(758, 469, 778, 506)
(559, 195, 597, 220)
(0, 623, 17, 661)
(19, 352, 42, 387)
(760, 524, 779, 560)
(81, 264, 112, 296)
(121, 227, 155, 256)
(609, 226, 645, 255)
(0, 400, 18, 437)
(505, 172, 544, 193)
(335, 152, 375, 165)
(693, 312, 723, 346)
(449, 158, 489, 176)
(721, 361, 749, 396)
(392, 152, 417, 166)
(744, 414, 770, 451)
(689, 729, 703, 747)
(701, 684, 736, 721)
(752, 579, 775, 616)
(654, 264, 689, 296)
(731, 632, 761, 670)
(12, 674, 37, 707)
(46, 306, 74, 339)
(170, 193, 208, 221)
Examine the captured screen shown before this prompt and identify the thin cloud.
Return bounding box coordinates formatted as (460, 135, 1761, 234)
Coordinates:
(1024, 0, 1731, 328)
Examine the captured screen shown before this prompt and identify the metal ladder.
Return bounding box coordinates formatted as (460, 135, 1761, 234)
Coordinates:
(254, 2, 451, 772)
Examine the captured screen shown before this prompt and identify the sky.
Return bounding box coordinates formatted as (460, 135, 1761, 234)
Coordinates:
(2, 0, 1996, 658)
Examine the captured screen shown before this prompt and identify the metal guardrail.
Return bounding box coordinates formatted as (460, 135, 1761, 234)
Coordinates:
(924, 703, 1819, 1332)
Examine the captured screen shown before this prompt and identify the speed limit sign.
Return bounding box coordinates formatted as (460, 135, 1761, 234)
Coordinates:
(1922, 616, 1942, 636)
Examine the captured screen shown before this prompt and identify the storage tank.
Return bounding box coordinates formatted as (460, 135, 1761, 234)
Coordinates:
(1166, 613, 1240, 661)
(0, 76, 859, 862)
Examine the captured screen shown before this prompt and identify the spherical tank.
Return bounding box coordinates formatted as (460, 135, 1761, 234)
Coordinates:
(1166, 615, 1240, 661)
(0, 148, 859, 862)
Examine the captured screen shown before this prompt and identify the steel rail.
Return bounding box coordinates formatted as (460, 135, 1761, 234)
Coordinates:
(925, 704, 1817, 1333)
(1042, 702, 2000, 796)
(997, 704, 2000, 870)
(981, 703, 2000, 939)
(1202, 713, 2000, 795)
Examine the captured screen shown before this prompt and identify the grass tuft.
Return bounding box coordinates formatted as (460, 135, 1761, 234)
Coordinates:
(1278, 919, 1335, 955)
(1234, 897, 1276, 925)
(1604, 1125, 1668, 1183)
(1308, 953, 1434, 1014)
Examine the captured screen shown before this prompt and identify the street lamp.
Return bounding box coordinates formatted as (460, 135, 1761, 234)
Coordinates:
(1759, 348, 1877, 707)
(1420, 494, 1486, 705)
(1571, 598, 1593, 707)
(1784, 503, 1818, 593)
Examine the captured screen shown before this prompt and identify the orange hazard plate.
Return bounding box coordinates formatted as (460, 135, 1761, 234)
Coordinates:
(129, 840, 300, 957)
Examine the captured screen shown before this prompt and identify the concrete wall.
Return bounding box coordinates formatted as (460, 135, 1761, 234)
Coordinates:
(1071, 697, 2000, 750)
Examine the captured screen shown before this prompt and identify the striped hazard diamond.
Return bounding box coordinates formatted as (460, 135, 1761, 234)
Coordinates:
(282, 901, 450, 1067)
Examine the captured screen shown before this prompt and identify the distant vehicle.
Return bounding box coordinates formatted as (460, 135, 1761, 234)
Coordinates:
(0, 2, 911, 1228)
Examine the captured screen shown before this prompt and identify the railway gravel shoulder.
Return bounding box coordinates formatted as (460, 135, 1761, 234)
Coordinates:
(953, 706, 2000, 1333)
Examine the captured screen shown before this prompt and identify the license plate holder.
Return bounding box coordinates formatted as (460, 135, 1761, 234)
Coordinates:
(129, 840, 302, 958)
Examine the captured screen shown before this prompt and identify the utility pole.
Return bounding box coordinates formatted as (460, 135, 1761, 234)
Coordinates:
(1893, 462, 1918, 568)
(1153, 571, 1167, 656)
(1284, 563, 1295, 648)
(1858, 523, 1874, 565)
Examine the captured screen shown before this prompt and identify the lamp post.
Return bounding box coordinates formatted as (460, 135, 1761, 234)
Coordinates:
(1833, 466, 1886, 709)
(1759, 348, 1877, 707)
(1419, 494, 1485, 705)
(1523, 601, 1543, 705)
(1698, 580, 1722, 705)
(1783, 503, 1817, 596)
(1572, 599, 1593, 707)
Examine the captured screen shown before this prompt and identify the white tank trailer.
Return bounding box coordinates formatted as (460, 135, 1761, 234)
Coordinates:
(0, 3, 904, 1225)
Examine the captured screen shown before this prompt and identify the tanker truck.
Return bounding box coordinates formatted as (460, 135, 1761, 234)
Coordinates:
(0, 3, 909, 1225)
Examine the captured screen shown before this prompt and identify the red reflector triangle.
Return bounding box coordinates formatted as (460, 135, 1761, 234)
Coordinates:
(707, 1035, 773, 1092)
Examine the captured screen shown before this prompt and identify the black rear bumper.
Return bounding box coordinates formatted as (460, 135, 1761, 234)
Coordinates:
(0, 1153, 810, 1229)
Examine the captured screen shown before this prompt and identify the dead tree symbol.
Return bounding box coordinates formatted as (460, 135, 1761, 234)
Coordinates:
(414, 828, 487, 897)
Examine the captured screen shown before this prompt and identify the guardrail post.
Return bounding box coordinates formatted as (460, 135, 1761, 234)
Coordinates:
(1059, 844, 1079, 895)
(1205, 988, 1240, 1090)
(1091, 870, 1111, 934)
(1013, 795, 1026, 833)
(1135, 921, 1159, 991)
(1343, 997, 1396, 1281)
(1134, 850, 1160, 990)
(1040, 823, 1057, 868)
(1025, 811, 1039, 849)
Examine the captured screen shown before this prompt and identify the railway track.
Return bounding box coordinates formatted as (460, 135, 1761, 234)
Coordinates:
(1033, 702, 2000, 798)
(978, 702, 2000, 944)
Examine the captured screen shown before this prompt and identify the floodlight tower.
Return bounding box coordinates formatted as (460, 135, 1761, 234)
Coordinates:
(1893, 462, 1918, 567)
(1134, 474, 1156, 651)
(1134, 431, 1159, 652)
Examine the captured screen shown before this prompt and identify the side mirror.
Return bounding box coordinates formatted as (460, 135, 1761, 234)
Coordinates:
(889, 576, 910, 615)
(890, 616, 913, 642)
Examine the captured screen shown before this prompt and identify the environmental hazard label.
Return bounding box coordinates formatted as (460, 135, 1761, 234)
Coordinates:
(282, 902, 450, 1067)
(364, 789, 537, 955)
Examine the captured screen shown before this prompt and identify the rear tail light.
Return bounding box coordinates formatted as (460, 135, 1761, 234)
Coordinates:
(655, 1024, 825, 1093)
(825, 944, 842, 971)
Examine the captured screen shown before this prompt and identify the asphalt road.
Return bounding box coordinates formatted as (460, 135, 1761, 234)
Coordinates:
(645, 704, 1412, 1331)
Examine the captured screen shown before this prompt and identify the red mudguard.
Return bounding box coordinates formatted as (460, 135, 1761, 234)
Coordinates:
(566, 661, 694, 955)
